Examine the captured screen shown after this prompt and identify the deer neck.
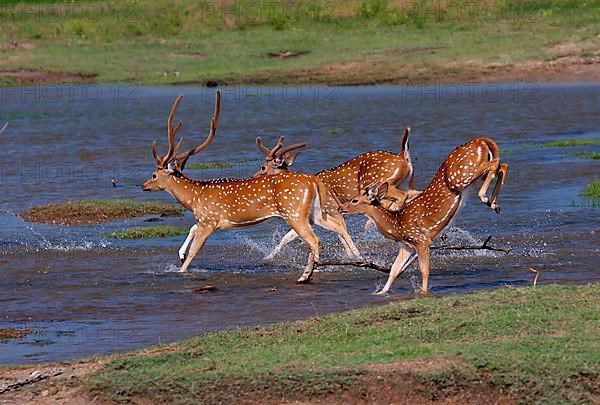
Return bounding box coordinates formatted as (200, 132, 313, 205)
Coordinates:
(363, 204, 403, 241)
(163, 173, 206, 211)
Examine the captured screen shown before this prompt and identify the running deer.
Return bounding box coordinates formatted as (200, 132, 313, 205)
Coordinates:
(141, 91, 329, 283)
(251, 132, 421, 259)
(338, 137, 508, 294)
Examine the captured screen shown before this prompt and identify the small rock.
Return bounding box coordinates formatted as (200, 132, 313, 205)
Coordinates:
(194, 284, 217, 293)
(266, 287, 278, 292)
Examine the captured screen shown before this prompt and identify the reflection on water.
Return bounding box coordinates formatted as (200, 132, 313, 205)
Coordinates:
(1, 84, 599, 364)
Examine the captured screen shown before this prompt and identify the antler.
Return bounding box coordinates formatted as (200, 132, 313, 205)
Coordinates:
(256, 136, 305, 161)
(175, 90, 221, 171)
(280, 141, 307, 157)
(0, 122, 8, 135)
(152, 95, 184, 168)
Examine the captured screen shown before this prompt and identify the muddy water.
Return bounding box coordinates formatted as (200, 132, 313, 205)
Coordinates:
(1, 84, 599, 364)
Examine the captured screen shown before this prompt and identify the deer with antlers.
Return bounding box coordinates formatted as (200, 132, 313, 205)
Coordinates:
(338, 137, 508, 294)
(251, 132, 421, 259)
(142, 91, 331, 283)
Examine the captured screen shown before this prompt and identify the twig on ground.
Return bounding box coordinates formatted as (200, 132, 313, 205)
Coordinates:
(0, 370, 63, 394)
(527, 266, 540, 287)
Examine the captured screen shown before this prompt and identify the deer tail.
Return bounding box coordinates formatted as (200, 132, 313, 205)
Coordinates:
(314, 176, 330, 222)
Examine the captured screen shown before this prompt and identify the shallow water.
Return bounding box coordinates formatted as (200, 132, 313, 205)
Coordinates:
(1, 84, 599, 364)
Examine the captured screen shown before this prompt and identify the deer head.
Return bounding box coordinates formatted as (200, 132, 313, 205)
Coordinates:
(142, 91, 221, 191)
(254, 136, 306, 177)
(337, 182, 389, 215)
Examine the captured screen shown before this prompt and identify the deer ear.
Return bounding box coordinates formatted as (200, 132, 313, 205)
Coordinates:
(366, 184, 380, 201)
(377, 182, 389, 200)
(273, 157, 285, 167)
(285, 152, 300, 166)
(166, 161, 177, 174)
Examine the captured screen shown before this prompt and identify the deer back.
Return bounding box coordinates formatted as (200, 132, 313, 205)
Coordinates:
(318, 150, 412, 202)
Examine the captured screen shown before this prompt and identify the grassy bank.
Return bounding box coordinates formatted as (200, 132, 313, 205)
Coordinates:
(101, 225, 189, 239)
(21, 199, 183, 225)
(1, 0, 599, 85)
(85, 284, 599, 403)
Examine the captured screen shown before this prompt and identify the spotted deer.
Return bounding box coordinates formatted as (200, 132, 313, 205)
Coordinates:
(252, 132, 421, 259)
(141, 91, 330, 283)
(338, 137, 508, 294)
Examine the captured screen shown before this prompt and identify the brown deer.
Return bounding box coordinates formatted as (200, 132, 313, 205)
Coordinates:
(251, 132, 421, 259)
(338, 137, 508, 294)
(142, 91, 330, 283)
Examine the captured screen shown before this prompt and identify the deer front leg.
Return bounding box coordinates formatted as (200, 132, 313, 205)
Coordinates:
(489, 163, 508, 213)
(476, 158, 500, 203)
(179, 224, 197, 263)
(265, 229, 299, 260)
(376, 244, 416, 295)
(179, 224, 213, 273)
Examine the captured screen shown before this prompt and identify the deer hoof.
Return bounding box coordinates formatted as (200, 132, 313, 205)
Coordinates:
(296, 276, 311, 284)
(479, 195, 489, 203)
(373, 289, 389, 296)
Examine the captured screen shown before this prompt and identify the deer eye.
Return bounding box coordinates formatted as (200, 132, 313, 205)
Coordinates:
(261, 166, 266, 171)
(351, 199, 359, 204)
(152, 174, 157, 179)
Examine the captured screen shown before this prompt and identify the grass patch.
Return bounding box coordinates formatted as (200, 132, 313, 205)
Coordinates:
(102, 225, 189, 239)
(186, 161, 233, 170)
(581, 179, 600, 199)
(87, 284, 600, 403)
(544, 139, 600, 147)
(0, 329, 31, 341)
(1, 1, 599, 85)
(575, 151, 600, 159)
(21, 199, 183, 225)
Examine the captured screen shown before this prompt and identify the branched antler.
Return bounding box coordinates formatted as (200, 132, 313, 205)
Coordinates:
(175, 90, 221, 171)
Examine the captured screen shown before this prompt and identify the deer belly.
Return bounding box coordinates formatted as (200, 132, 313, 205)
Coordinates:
(219, 205, 279, 228)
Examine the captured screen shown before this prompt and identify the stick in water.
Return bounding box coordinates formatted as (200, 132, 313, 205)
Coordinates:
(318, 235, 510, 273)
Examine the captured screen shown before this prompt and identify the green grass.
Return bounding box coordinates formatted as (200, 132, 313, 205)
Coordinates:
(186, 161, 233, 170)
(1, 0, 599, 85)
(21, 199, 184, 225)
(87, 284, 600, 403)
(581, 179, 600, 199)
(544, 139, 600, 147)
(575, 151, 600, 159)
(102, 225, 189, 239)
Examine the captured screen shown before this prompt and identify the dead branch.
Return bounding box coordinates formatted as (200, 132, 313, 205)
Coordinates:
(317, 236, 510, 273)
(431, 236, 511, 254)
(317, 260, 390, 273)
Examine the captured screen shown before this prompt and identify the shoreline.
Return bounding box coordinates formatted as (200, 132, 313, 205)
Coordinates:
(1, 284, 598, 403)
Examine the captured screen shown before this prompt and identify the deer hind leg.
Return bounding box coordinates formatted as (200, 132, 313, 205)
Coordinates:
(265, 229, 299, 260)
(179, 224, 197, 264)
(314, 211, 362, 259)
(287, 219, 320, 284)
(376, 244, 416, 295)
(179, 224, 213, 273)
(489, 163, 508, 213)
(476, 158, 500, 204)
(415, 243, 432, 294)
